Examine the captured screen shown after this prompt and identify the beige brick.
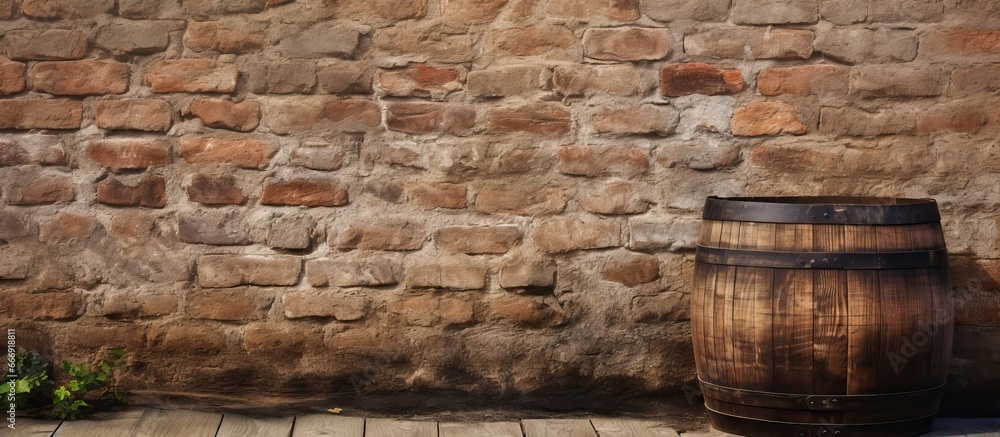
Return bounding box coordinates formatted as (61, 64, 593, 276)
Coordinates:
(197, 255, 301, 288)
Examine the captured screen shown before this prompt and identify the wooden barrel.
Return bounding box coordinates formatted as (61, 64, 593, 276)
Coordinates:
(691, 197, 954, 437)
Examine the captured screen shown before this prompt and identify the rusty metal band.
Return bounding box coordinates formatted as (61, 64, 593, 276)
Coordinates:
(706, 409, 937, 437)
(695, 246, 949, 270)
(703, 196, 941, 225)
(698, 377, 946, 411)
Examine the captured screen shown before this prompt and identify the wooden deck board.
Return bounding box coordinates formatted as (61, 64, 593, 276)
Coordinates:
(52, 408, 144, 437)
(291, 414, 364, 437)
(590, 418, 680, 437)
(1, 418, 62, 437)
(217, 414, 293, 437)
(439, 422, 522, 437)
(364, 418, 437, 437)
(131, 408, 222, 437)
(522, 419, 596, 437)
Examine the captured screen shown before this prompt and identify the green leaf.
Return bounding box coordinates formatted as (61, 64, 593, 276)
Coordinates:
(54, 386, 71, 401)
(14, 379, 31, 394)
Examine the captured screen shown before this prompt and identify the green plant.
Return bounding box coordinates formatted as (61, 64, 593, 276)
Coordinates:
(1, 350, 53, 411)
(51, 347, 128, 420)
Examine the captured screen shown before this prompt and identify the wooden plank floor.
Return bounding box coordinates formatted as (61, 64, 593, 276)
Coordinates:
(0, 408, 996, 437)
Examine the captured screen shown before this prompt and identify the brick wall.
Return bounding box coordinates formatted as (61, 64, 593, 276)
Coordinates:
(1, 0, 998, 413)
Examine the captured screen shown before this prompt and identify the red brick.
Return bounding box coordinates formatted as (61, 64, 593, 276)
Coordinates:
(553, 64, 648, 97)
(491, 26, 575, 57)
(602, 252, 660, 286)
(261, 176, 349, 207)
(532, 215, 622, 252)
(474, 183, 566, 215)
(324, 99, 382, 132)
(2, 29, 88, 61)
(185, 21, 265, 53)
(490, 294, 563, 326)
(556, 145, 649, 177)
(22, 0, 113, 18)
(593, 104, 679, 136)
(660, 63, 745, 97)
(441, 0, 508, 23)
(31, 61, 129, 95)
(189, 98, 261, 132)
(407, 259, 487, 290)
(282, 291, 368, 321)
(0, 0, 11, 18)
(86, 140, 170, 171)
(487, 103, 570, 136)
(0, 291, 84, 320)
(583, 27, 672, 61)
(916, 108, 988, 134)
(96, 99, 173, 132)
(435, 225, 523, 254)
(197, 254, 301, 288)
(179, 137, 275, 169)
(108, 211, 155, 242)
(378, 64, 463, 99)
(143, 59, 239, 93)
(407, 182, 467, 209)
(579, 180, 651, 215)
(188, 289, 272, 321)
(186, 173, 247, 205)
(306, 257, 403, 287)
(924, 29, 1000, 55)
(96, 174, 167, 208)
(731, 102, 807, 137)
(386, 102, 476, 135)
(0, 100, 82, 130)
(546, 0, 640, 20)
(333, 221, 425, 251)
(178, 210, 249, 245)
(757, 65, 849, 96)
(39, 211, 99, 243)
(5, 171, 75, 205)
(0, 61, 26, 95)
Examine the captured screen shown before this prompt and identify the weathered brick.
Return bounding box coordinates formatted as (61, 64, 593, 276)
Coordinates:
(184, 0, 266, 17)
(850, 65, 945, 98)
(333, 221, 425, 251)
(386, 103, 475, 135)
(643, 0, 729, 21)
(283, 291, 367, 321)
(491, 26, 575, 57)
(306, 256, 403, 287)
(0, 139, 66, 167)
(39, 211, 99, 244)
(467, 65, 546, 97)
(189, 99, 261, 132)
(186, 173, 247, 205)
(143, 59, 239, 93)
(731, 0, 819, 24)
(583, 27, 672, 61)
(602, 252, 659, 286)
(951, 64, 1000, 97)
(0, 291, 83, 320)
(179, 137, 275, 169)
(278, 22, 364, 59)
(629, 218, 700, 251)
(178, 211, 249, 245)
(820, 0, 867, 24)
(261, 214, 315, 250)
(0, 0, 11, 18)
(435, 225, 522, 254)
(731, 102, 808, 137)
(552, 64, 649, 97)
(500, 259, 556, 289)
(150, 325, 226, 355)
(487, 103, 570, 136)
(406, 182, 467, 209)
(407, 259, 487, 290)
(244, 61, 316, 94)
(96, 99, 173, 132)
(749, 140, 930, 177)
(0, 100, 82, 130)
(632, 292, 689, 323)
(578, 180, 651, 215)
(532, 215, 622, 253)
(593, 104, 679, 136)
(474, 183, 566, 215)
(0, 61, 26, 95)
(684, 27, 814, 60)
(102, 292, 178, 319)
(31, 61, 129, 96)
(916, 107, 988, 134)
(441, 0, 508, 23)
(289, 144, 351, 171)
(96, 174, 166, 208)
(816, 27, 918, 64)
(819, 107, 915, 137)
(556, 145, 649, 177)
(96, 21, 171, 55)
(243, 325, 313, 356)
(261, 176, 349, 207)
(373, 22, 474, 64)
(188, 289, 272, 321)
(198, 254, 300, 288)
(545, 0, 640, 20)
(119, 0, 182, 19)
(363, 143, 426, 170)
(378, 64, 463, 99)
(660, 63, 744, 97)
(757, 65, 850, 96)
(5, 171, 75, 205)
(869, 0, 943, 22)
(185, 20, 265, 54)
(0, 254, 28, 280)
(86, 140, 170, 171)
(333, 0, 427, 20)
(324, 99, 382, 132)
(0, 210, 33, 241)
(2, 30, 88, 60)
(258, 98, 325, 135)
(490, 294, 563, 326)
(491, 146, 551, 174)
(923, 29, 1000, 59)
(317, 61, 374, 94)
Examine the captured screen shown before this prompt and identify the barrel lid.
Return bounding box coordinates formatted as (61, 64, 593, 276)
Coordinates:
(703, 196, 941, 225)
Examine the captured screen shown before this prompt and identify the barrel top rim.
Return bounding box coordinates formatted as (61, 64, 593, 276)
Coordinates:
(703, 196, 941, 224)
(706, 196, 937, 206)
